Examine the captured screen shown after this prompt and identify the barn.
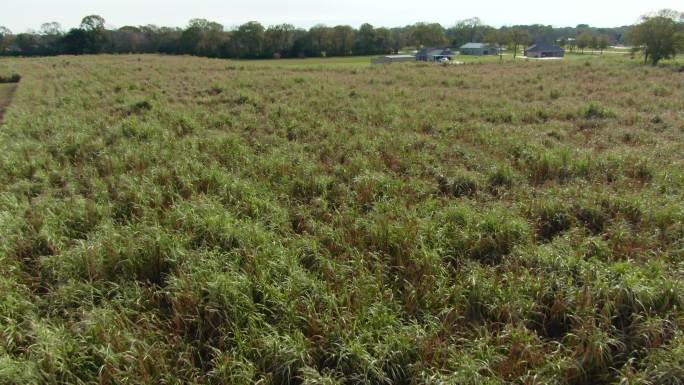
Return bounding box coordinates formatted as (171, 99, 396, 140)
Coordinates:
(524, 43, 565, 58)
(459, 43, 498, 56)
(416, 48, 455, 62)
(371, 55, 416, 64)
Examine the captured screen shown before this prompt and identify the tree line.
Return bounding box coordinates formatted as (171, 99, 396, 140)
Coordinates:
(0, 12, 681, 64)
(0, 16, 629, 59)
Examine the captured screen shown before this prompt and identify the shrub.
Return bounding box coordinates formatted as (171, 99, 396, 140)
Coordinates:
(653, 85, 670, 97)
(128, 99, 153, 114)
(0, 74, 21, 83)
(207, 84, 224, 95)
(582, 237, 611, 260)
(582, 103, 615, 120)
(624, 157, 654, 182)
(482, 109, 515, 124)
(234, 92, 259, 106)
(468, 212, 529, 263)
(524, 149, 572, 184)
(44, 224, 179, 285)
(438, 206, 530, 264)
(573, 204, 608, 234)
(450, 174, 478, 197)
(488, 165, 515, 191)
(437, 171, 479, 197)
(533, 201, 574, 241)
(629, 331, 684, 384)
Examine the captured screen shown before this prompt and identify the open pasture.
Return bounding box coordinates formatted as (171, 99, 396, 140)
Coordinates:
(0, 54, 683, 384)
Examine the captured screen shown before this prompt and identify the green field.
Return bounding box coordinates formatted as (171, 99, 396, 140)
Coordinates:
(239, 55, 377, 68)
(230, 52, 682, 69)
(0, 54, 683, 384)
(242, 54, 509, 68)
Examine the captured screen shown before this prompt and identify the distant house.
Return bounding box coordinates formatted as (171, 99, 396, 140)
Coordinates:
(416, 48, 454, 62)
(459, 43, 498, 56)
(524, 43, 565, 58)
(371, 55, 416, 65)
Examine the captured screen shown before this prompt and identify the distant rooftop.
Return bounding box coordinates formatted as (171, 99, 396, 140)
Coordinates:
(460, 43, 489, 49)
(417, 47, 454, 56)
(526, 43, 564, 52)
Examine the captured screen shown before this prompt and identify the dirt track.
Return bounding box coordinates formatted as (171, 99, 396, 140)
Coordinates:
(0, 83, 17, 124)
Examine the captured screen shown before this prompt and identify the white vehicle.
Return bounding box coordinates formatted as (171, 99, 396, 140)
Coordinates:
(438, 57, 450, 64)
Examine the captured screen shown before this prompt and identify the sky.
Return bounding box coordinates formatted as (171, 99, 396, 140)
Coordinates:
(2, 0, 682, 33)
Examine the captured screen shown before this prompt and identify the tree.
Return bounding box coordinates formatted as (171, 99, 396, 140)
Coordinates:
(652, 9, 684, 21)
(0, 26, 12, 53)
(0, 16, 660, 61)
(484, 29, 508, 62)
(411, 22, 447, 48)
(507, 28, 530, 58)
(40, 22, 63, 36)
(355, 23, 376, 55)
(448, 18, 489, 47)
(520, 24, 555, 44)
(112, 27, 144, 53)
(290, 29, 309, 57)
(627, 11, 683, 65)
(309, 25, 332, 57)
(80, 15, 105, 32)
(306, 25, 333, 57)
(596, 35, 610, 54)
(37, 22, 64, 55)
(265, 24, 296, 58)
(152, 26, 183, 54)
(61, 28, 90, 54)
(374, 27, 393, 54)
(14, 33, 41, 54)
(390, 28, 406, 54)
(233, 21, 266, 58)
(577, 31, 593, 54)
(330, 25, 355, 56)
(187, 19, 225, 57)
(179, 22, 202, 54)
(79, 15, 110, 53)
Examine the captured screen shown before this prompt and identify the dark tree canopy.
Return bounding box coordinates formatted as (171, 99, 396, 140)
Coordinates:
(628, 11, 684, 65)
(0, 11, 678, 63)
(447, 18, 491, 47)
(40, 22, 63, 36)
(80, 15, 106, 32)
(411, 22, 447, 47)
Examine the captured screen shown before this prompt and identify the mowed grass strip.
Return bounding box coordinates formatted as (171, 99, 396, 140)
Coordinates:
(0, 83, 17, 123)
(0, 54, 682, 385)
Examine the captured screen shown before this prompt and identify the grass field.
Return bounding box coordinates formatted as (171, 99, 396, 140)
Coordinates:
(236, 53, 682, 69)
(242, 54, 512, 68)
(235, 53, 592, 68)
(0, 54, 683, 384)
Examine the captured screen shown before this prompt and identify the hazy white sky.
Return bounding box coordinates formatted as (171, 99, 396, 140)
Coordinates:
(2, 0, 681, 32)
